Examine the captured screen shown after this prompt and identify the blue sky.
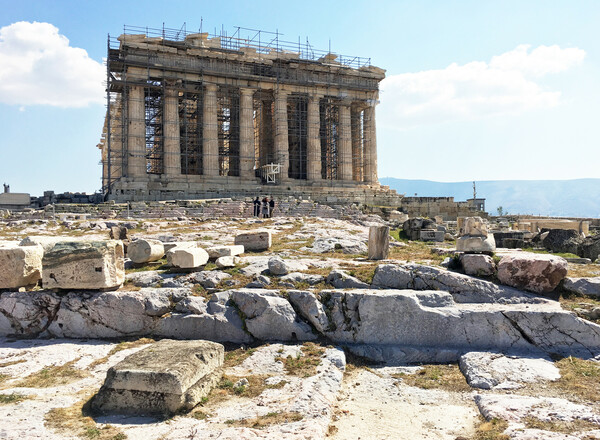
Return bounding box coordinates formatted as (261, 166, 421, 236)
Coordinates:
(1, 1, 598, 195)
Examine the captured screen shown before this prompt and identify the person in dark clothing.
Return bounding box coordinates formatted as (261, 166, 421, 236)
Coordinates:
(261, 197, 269, 218)
(253, 196, 261, 217)
(268, 197, 275, 218)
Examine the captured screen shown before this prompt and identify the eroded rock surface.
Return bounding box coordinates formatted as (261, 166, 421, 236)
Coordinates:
(497, 253, 568, 293)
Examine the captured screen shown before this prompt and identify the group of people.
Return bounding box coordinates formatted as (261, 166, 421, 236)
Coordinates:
(253, 196, 275, 218)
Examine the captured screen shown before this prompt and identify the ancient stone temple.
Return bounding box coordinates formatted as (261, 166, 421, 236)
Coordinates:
(98, 25, 401, 205)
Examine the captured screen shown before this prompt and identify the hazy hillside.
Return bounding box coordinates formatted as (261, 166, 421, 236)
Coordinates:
(380, 178, 600, 218)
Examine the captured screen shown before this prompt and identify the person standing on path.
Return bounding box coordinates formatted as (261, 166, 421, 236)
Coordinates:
(268, 197, 275, 218)
(261, 197, 269, 218)
(253, 196, 261, 217)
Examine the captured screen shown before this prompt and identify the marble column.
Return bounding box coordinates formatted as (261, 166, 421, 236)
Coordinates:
(338, 102, 352, 181)
(163, 86, 181, 176)
(239, 88, 255, 179)
(307, 95, 322, 182)
(363, 104, 378, 184)
(351, 107, 363, 182)
(202, 84, 219, 177)
(127, 85, 146, 177)
(274, 89, 289, 181)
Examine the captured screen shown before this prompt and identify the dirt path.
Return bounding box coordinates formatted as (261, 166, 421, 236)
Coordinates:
(329, 368, 479, 440)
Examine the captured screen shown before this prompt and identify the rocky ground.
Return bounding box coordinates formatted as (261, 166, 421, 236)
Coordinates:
(1, 215, 600, 439)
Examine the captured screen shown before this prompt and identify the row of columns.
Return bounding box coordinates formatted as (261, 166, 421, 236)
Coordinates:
(126, 84, 378, 184)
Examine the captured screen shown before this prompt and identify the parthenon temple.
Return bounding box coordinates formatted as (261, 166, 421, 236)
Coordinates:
(98, 25, 402, 205)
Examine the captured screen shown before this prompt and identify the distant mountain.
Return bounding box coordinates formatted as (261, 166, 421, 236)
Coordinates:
(380, 178, 600, 218)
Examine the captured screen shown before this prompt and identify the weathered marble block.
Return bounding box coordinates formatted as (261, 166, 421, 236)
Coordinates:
(234, 230, 271, 251)
(368, 225, 390, 260)
(42, 240, 124, 290)
(206, 245, 245, 259)
(127, 238, 165, 263)
(91, 339, 224, 415)
(167, 248, 209, 269)
(0, 244, 43, 289)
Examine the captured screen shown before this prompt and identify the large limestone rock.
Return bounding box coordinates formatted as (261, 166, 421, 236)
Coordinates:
(230, 289, 315, 341)
(459, 352, 560, 389)
(542, 229, 582, 255)
(326, 269, 369, 289)
(206, 245, 244, 259)
(91, 339, 224, 415)
(127, 238, 165, 264)
(581, 235, 600, 262)
(0, 244, 43, 289)
(305, 237, 367, 254)
(563, 277, 600, 297)
(368, 226, 390, 260)
(42, 241, 124, 290)
(215, 256, 239, 269)
(460, 254, 495, 277)
(371, 263, 542, 304)
(268, 256, 289, 275)
(288, 290, 329, 333)
(167, 248, 209, 268)
(402, 218, 436, 241)
(456, 234, 496, 253)
(0, 290, 61, 336)
(497, 253, 568, 293)
(234, 230, 271, 251)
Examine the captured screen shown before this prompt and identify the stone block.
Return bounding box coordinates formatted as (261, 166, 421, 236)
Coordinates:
(91, 339, 224, 415)
(456, 234, 496, 253)
(461, 217, 488, 237)
(163, 241, 199, 252)
(460, 254, 495, 277)
(215, 256, 240, 269)
(167, 248, 209, 269)
(127, 239, 165, 263)
(368, 225, 390, 260)
(206, 245, 245, 259)
(497, 253, 567, 294)
(20, 235, 89, 252)
(42, 241, 125, 290)
(419, 229, 444, 243)
(234, 230, 271, 251)
(0, 244, 43, 289)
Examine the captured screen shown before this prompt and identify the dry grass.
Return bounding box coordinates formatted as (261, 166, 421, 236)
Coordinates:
(394, 364, 471, 393)
(45, 393, 127, 440)
(0, 393, 28, 404)
(276, 342, 325, 377)
(470, 417, 509, 440)
(225, 411, 303, 428)
(0, 359, 26, 368)
(345, 263, 379, 284)
(0, 373, 10, 386)
(567, 263, 600, 278)
(388, 235, 446, 264)
(223, 347, 257, 368)
(125, 258, 169, 274)
(13, 359, 89, 388)
(559, 292, 600, 323)
(523, 415, 600, 433)
(554, 356, 600, 403)
(88, 338, 155, 369)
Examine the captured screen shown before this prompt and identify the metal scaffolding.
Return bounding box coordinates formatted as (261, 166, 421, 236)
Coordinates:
(98, 23, 380, 194)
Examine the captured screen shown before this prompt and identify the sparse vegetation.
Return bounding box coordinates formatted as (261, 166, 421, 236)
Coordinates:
(0, 358, 26, 368)
(394, 364, 471, 393)
(224, 411, 303, 429)
(523, 415, 600, 433)
(471, 417, 509, 440)
(223, 347, 256, 368)
(45, 394, 128, 440)
(13, 359, 89, 388)
(276, 343, 324, 377)
(554, 356, 600, 402)
(0, 393, 28, 404)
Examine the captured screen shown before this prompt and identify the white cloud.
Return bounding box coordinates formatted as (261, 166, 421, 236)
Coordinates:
(0, 21, 104, 108)
(379, 44, 585, 130)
